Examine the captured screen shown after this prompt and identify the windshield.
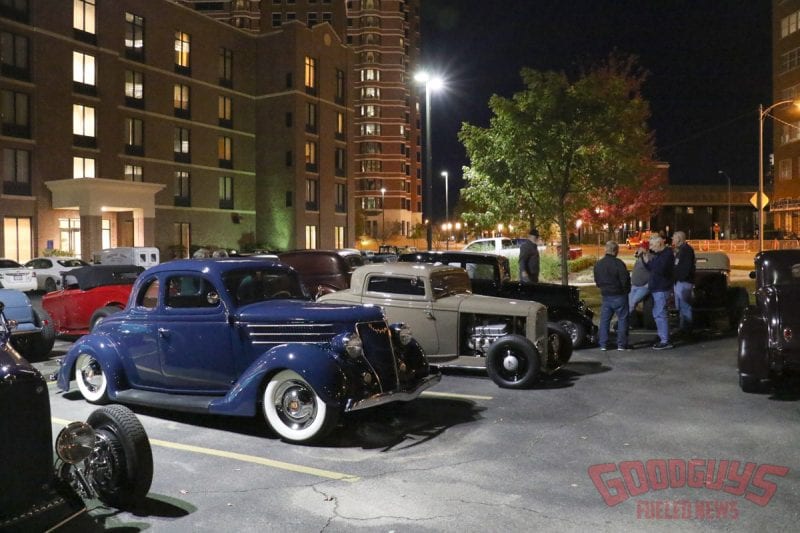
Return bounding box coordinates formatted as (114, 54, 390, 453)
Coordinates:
(765, 263, 800, 286)
(58, 259, 89, 267)
(431, 270, 472, 298)
(223, 268, 308, 306)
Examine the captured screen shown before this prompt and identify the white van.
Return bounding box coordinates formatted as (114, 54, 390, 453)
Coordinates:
(93, 247, 160, 268)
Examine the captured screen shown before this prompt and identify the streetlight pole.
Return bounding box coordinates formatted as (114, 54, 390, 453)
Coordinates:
(415, 71, 443, 251)
(441, 170, 449, 226)
(380, 187, 386, 244)
(718, 170, 731, 240)
(759, 99, 800, 252)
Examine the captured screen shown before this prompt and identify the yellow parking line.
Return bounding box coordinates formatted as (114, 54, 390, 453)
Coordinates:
(51, 418, 359, 482)
(421, 390, 493, 401)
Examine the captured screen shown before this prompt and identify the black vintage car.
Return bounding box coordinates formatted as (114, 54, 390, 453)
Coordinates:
(738, 250, 800, 393)
(631, 251, 749, 332)
(0, 301, 153, 530)
(398, 251, 597, 349)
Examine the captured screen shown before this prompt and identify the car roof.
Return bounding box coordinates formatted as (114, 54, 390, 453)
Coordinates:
(399, 250, 504, 264)
(147, 258, 287, 276)
(66, 265, 145, 290)
(349, 262, 464, 287)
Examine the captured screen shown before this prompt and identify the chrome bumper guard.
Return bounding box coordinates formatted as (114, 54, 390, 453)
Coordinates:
(344, 372, 441, 412)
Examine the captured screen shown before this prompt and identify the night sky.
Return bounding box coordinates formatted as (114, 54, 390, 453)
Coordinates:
(419, 0, 771, 221)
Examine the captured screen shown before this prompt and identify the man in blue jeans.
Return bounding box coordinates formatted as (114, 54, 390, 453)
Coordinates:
(644, 233, 674, 350)
(593, 241, 631, 351)
(671, 231, 695, 336)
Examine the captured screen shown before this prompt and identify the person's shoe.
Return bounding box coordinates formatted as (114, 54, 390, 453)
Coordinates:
(617, 345, 633, 351)
(652, 342, 674, 350)
(599, 345, 608, 351)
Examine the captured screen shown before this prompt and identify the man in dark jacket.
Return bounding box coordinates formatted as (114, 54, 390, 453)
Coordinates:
(593, 240, 631, 351)
(671, 231, 695, 336)
(519, 228, 540, 283)
(644, 233, 674, 349)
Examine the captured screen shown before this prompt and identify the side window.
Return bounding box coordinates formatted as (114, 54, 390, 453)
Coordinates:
(366, 275, 425, 296)
(501, 239, 514, 249)
(139, 278, 160, 309)
(166, 275, 218, 308)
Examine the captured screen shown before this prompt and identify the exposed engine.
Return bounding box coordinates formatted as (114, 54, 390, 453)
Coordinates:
(467, 323, 510, 356)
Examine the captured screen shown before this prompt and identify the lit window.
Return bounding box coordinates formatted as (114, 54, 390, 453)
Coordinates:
(174, 127, 190, 154)
(125, 70, 144, 100)
(72, 51, 95, 85)
(305, 225, 317, 249)
(124, 12, 144, 54)
(334, 226, 344, 248)
(336, 112, 344, 136)
(218, 95, 232, 122)
(175, 31, 190, 68)
(304, 56, 316, 89)
(218, 136, 232, 163)
(73, 0, 96, 34)
(73, 156, 95, 179)
(125, 118, 143, 150)
(305, 141, 317, 167)
(173, 83, 190, 114)
(174, 171, 191, 206)
(72, 104, 95, 137)
(306, 101, 317, 131)
(124, 164, 143, 182)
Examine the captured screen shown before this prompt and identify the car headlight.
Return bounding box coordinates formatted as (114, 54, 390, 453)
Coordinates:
(394, 324, 413, 346)
(55, 421, 96, 464)
(344, 335, 364, 359)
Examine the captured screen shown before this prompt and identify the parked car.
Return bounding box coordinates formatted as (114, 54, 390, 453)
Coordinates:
(56, 258, 439, 443)
(630, 251, 749, 332)
(24, 256, 90, 292)
(278, 250, 358, 297)
(398, 250, 597, 349)
(463, 237, 520, 258)
(0, 258, 37, 292)
(0, 287, 55, 359)
(0, 302, 153, 531)
(625, 231, 652, 249)
(738, 250, 800, 393)
(43, 264, 143, 336)
(319, 263, 571, 389)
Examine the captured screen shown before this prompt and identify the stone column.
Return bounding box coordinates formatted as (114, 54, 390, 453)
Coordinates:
(80, 213, 103, 262)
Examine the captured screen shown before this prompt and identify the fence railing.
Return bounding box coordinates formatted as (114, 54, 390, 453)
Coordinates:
(688, 239, 800, 252)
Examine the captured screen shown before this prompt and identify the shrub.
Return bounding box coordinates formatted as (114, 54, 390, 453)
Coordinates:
(510, 252, 598, 282)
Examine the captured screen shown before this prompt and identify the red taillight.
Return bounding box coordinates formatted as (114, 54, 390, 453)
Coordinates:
(783, 328, 793, 341)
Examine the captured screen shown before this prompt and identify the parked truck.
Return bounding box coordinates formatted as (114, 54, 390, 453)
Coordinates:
(92, 247, 159, 268)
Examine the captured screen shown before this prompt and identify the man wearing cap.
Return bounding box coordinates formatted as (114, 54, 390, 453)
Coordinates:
(593, 240, 632, 351)
(519, 228, 540, 283)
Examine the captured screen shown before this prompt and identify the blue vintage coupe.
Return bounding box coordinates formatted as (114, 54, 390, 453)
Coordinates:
(57, 258, 438, 443)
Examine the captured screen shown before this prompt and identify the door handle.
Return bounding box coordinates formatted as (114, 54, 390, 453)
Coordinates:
(158, 328, 169, 338)
(424, 309, 435, 320)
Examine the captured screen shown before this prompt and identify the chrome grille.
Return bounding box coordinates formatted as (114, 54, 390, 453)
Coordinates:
(245, 322, 338, 347)
(357, 321, 399, 391)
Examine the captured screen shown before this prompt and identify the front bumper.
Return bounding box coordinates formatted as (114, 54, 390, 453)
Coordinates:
(343, 371, 441, 412)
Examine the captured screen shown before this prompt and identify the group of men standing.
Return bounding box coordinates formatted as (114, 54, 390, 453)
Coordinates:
(593, 231, 696, 351)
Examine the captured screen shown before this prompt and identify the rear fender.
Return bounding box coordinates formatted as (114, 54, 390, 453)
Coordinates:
(208, 344, 347, 417)
(56, 334, 126, 395)
(738, 309, 769, 378)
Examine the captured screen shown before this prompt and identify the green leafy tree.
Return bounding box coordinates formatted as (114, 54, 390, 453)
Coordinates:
(459, 54, 657, 283)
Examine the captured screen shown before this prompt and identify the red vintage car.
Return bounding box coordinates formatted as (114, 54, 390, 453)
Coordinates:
(42, 265, 143, 336)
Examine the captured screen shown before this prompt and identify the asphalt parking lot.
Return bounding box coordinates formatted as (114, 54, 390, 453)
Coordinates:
(38, 329, 799, 532)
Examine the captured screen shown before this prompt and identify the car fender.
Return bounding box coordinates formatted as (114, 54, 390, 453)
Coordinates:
(0, 288, 39, 335)
(207, 343, 348, 417)
(737, 307, 769, 378)
(56, 334, 127, 395)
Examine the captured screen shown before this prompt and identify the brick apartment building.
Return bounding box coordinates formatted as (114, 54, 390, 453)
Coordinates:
(771, 0, 800, 233)
(179, 0, 424, 246)
(0, 0, 372, 262)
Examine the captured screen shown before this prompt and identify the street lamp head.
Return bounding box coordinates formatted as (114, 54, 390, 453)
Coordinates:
(441, 170, 448, 178)
(414, 71, 429, 84)
(414, 71, 444, 91)
(380, 187, 386, 194)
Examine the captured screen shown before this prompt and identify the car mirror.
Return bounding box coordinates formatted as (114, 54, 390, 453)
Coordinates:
(749, 271, 756, 280)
